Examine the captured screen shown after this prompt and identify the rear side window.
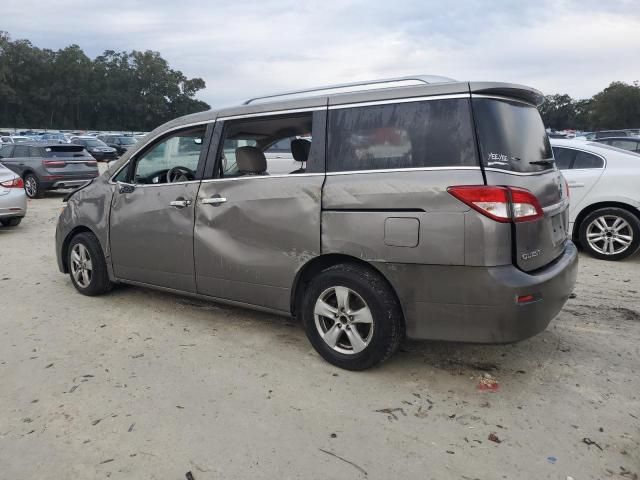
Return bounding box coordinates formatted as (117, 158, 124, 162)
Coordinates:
(473, 98, 552, 173)
(327, 98, 477, 172)
(0, 145, 14, 157)
(552, 146, 574, 170)
(573, 151, 604, 169)
(29, 147, 42, 157)
(13, 145, 29, 157)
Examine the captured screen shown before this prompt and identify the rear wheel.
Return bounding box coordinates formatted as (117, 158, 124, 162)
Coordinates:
(68, 232, 112, 296)
(23, 173, 42, 198)
(301, 263, 404, 370)
(579, 207, 640, 261)
(0, 217, 22, 227)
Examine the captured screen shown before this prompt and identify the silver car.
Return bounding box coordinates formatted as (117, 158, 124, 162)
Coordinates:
(56, 75, 578, 370)
(0, 162, 27, 226)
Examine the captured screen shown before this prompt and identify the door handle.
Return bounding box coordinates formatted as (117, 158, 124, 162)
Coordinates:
(568, 182, 585, 187)
(169, 199, 192, 208)
(202, 197, 227, 205)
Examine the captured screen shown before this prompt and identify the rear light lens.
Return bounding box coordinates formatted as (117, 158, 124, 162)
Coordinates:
(563, 177, 570, 199)
(0, 177, 24, 188)
(448, 185, 544, 223)
(43, 160, 66, 167)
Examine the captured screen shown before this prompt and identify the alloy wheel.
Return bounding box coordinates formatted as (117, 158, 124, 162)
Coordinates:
(70, 243, 93, 288)
(586, 215, 633, 255)
(24, 176, 37, 197)
(314, 286, 374, 354)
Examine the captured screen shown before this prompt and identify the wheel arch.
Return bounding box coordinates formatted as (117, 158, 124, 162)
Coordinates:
(60, 225, 97, 273)
(572, 201, 640, 244)
(290, 253, 405, 324)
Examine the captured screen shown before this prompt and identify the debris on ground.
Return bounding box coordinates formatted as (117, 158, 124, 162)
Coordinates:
(488, 433, 502, 444)
(185, 471, 195, 480)
(374, 407, 406, 421)
(128, 423, 135, 432)
(99, 459, 114, 465)
(582, 437, 603, 451)
(477, 373, 500, 392)
(546, 456, 557, 464)
(318, 448, 367, 477)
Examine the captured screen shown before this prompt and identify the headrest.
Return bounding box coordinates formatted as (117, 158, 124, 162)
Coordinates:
(236, 146, 267, 174)
(291, 138, 311, 163)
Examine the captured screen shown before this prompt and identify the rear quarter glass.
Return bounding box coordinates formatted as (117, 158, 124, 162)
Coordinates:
(473, 98, 553, 173)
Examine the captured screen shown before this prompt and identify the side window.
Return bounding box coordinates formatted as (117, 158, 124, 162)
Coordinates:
(29, 147, 42, 157)
(132, 126, 206, 184)
(327, 98, 477, 172)
(611, 139, 635, 151)
(0, 145, 14, 158)
(13, 145, 29, 157)
(216, 113, 314, 178)
(572, 151, 604, 169)
(552, 146, 575, 170)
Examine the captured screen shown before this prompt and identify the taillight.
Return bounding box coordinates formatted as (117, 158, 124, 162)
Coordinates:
(43, 160, 66, 167)
(447, 185, 544, 223)
(0, 177, 24, 188)
(564, 177, 570, 199)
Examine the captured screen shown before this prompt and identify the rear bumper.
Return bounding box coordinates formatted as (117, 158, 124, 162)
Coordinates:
(41, 176, 98, 190)
(0, 189, 28, 218)
(374, 241, 579, 343)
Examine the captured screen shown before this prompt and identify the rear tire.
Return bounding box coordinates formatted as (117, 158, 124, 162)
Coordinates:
(301, 263, 404, 370)
(68, 232, 112, 296)
(578, 207, 640, 261)
(23, 173, 42, 198)
(0, 217, 22, 227)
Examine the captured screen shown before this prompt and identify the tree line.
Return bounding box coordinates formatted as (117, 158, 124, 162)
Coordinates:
(539, 81, 640, 131)
(0, 32, 210, 131)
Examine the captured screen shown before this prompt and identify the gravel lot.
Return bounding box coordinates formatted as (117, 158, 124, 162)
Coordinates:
(1, 187, 639, 480)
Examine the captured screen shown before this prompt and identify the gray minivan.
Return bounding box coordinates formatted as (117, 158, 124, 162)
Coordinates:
(56, 76, 578, 370)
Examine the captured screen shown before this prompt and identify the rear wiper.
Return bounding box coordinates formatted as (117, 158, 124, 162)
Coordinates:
(529, 159, 555, 166)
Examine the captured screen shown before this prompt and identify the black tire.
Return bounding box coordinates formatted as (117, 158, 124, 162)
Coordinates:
(0, 217, 22, 227)
(301, 263, 404, 371)
(68, 232, 112, 296)
(23, 173, 42, 198)
(578, 207, 640, 261)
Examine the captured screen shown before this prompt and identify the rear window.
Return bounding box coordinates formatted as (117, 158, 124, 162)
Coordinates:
(45, 145, 89, 157)
(327, 98, 477, 172)
(118, 137, 137, 145)
(473, 98, 553, 173)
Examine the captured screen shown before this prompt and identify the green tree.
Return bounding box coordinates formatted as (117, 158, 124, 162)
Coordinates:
(539, 94, 577, 130)
(589, 81, 640, 130)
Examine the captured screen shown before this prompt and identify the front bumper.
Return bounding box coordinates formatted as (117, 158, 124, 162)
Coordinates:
(374, 241, 579, 343)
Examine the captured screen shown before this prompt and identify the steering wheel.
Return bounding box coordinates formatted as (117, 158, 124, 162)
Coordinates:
(166, 166, 195, 183)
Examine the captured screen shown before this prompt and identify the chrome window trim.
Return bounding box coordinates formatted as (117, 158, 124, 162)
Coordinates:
(108, 119, 214, 184)
(121, 180, 202, 188)
(200, 172, 325, 184)
(550, 145, 606, 170)
(484, 167, 557, 176)
(217, 106, 325, 121)
(328, 93, 470, 110)
(326, 166, 481, 176)
(471, 94, 537, 107)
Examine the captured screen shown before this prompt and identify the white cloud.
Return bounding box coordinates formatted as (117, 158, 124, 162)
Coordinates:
(3, 0, 640, 106)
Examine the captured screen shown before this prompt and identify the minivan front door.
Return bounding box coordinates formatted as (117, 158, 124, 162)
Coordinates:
(109, 124, 211, 292)
(193, 112, 325, 313)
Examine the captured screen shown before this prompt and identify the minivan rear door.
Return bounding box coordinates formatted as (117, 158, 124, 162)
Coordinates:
(473, 96, 569, 272)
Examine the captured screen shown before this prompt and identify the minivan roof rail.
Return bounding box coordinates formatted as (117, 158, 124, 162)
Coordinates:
(243, 74, 457, 105)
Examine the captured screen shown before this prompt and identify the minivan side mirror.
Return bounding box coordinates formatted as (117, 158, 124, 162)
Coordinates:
(117, 181, 136, 194)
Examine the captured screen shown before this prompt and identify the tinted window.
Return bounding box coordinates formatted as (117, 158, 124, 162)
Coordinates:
(611, 139, 638, 151)
(118, 137, 137, 145)
(13, 145, 29, 157)
(327, 98, 477, 172)
(29, 147, 42, 157)
(474, 98, 552, 172)
(552, 146, 574, 170)
(0, 145, 14, 157)
(573, 151, 604, 169)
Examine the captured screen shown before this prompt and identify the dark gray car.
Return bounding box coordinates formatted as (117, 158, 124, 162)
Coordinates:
(55, 76, 578, 370)
(0, 143, 99, 198)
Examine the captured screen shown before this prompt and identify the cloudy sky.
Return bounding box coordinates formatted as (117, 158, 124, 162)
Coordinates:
(3, 0, 640, 107)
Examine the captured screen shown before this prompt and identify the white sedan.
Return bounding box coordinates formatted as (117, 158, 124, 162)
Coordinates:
(551, 139, 640, 260)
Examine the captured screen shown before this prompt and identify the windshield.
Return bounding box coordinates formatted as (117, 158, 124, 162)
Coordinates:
(85, 140, 107, 147)
(473, 98, 553, 173)
(119, 137, 137, 145)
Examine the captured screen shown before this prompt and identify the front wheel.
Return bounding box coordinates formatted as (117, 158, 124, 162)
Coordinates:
(579, 207, 640, 261)
(301, 263, 404, 370)
(68, 232, 113, 296)
(24, 173, 42, 198)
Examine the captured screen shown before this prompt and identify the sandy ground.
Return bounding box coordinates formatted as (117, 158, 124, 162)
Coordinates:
(0, 188, 639, 480)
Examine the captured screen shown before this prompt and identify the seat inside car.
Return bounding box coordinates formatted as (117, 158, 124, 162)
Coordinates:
(236, 146, 268, 175)
(290, 138, 310, 174)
